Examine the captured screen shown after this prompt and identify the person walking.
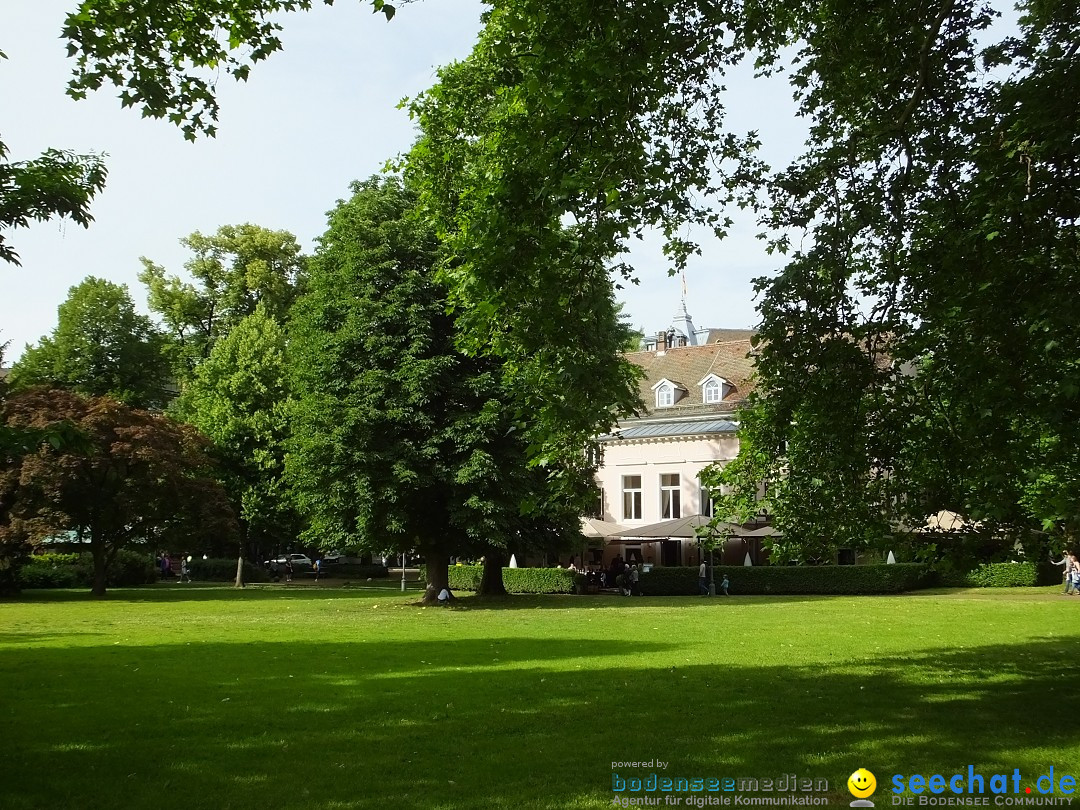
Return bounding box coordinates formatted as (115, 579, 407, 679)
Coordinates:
(699, 560, 709, 596)
(1052, 552, 1074, 595)
(630, 563, 641, 596)
(314, 558, 321, 582)
(720, 574, 730, 596)
(284, 559, 293, 583)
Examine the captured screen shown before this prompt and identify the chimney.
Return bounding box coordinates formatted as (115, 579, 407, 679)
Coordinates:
(656, 330, 668, 354)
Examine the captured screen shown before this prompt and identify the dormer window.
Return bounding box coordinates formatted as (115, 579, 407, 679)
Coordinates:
(698, 373, 732, 404)
(651, 378, 685, 408)
(703, 379, 721, 404)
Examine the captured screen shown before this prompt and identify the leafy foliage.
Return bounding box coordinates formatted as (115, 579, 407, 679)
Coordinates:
(9, 277, 171, 409)
(174, 305, 299, 559)
(62, 0, 396, 140)
(287, 176, 585, 599)
(638, 564, 934, 596)
(445, 564, 577, 594)
(0, 136, 107, 266)
(188, 557, 269, 583)
(0, 388, 236, 596)
(140, 224, 306, 377)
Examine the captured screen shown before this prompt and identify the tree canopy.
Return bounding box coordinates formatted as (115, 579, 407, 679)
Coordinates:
(174, 304, 298, 561)
(0, 388, 235, 596)
(288, 176, 587, 599)
(9, 277, 171, 410)
(139, 224, 306, 377)
(54, 0, 1080, 559)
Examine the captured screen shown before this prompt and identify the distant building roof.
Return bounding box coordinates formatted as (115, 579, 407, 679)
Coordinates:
(601, 418, 739, 441)
(623, 339, 755, 419)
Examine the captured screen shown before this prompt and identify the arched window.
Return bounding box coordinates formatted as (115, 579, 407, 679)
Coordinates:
(703, 379, 721, 404)
(656, 384, 674, 407)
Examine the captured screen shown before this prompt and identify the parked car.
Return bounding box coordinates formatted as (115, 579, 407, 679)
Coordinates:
(265, 553, 312, 568)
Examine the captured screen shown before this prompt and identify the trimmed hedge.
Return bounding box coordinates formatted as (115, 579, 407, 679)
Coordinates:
(189, 558, 269, 583)
(447, 565, 577, 594)
(17, 549, 157, 589)
(638, 563, 934, 596)
(323, 563, 388, 579)
(959, 562, 1038, 588)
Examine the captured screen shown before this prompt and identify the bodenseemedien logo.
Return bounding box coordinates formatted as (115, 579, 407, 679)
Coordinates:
(850, 769, 878, 808)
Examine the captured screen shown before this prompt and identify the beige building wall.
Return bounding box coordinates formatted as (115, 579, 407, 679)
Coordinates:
(592, 434, 741, 567)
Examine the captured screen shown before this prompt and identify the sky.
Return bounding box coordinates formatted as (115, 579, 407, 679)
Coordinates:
(0, 0, 804, 361)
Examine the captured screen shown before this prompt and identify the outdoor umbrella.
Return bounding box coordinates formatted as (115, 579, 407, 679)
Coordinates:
(734, 524, 783, 538)
(610, 514, 742, 540)
(580, 517, 627, 538)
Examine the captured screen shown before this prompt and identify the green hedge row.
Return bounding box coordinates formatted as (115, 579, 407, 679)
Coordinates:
(189, 558, 269, 583)
(639, 563, 934, 596)
(955, 562, 1038, 588)
(322, 563, 388, 579)
(446, 565, 577, 594)
(18, 550, 158, 589)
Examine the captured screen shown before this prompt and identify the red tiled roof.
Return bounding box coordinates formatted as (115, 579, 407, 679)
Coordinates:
(623, 340, 756, 418)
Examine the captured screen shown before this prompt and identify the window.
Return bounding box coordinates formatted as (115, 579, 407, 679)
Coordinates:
(703, 379, 722, 404)
(661, 473, 681, 519)
(589, 487, 605, 519)
(622, 476, 642, 520)
(700, 486, 714, 517)
(656, 384, 674, 408)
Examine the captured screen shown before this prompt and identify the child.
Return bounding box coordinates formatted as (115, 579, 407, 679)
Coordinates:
(720, 574, 730, 596)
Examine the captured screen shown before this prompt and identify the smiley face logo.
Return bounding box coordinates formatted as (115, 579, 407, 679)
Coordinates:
(848, 769, 877, 799)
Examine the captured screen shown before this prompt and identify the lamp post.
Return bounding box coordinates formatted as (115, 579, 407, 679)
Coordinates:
(400, 551, 406, 592)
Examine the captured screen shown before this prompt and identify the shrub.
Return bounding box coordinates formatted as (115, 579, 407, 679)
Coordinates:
(326, 562, 388, 579)
(16, 549, 157, 588)
(106, 550, 158, 586)
(960, 562, 1038, 588)
(189, 557, 269, 583)
(638, 563, 934, 596)
(17, 562, 81, 589)
(447, 565, 577, 594)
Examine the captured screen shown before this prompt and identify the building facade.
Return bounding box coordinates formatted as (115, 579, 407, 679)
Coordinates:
(592, 317, 765, 568)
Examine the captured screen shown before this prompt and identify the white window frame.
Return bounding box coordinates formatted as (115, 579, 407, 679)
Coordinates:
(698, 373, 731, 404)
(622, 475, 642, 520)
(656, 384, 673, 408)
(700, 486, 714, 518)
(660, 473, 681, 519)
(703, 379, 722, 404)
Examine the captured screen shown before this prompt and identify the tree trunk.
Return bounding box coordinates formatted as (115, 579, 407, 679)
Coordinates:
(91, 547, 108, 598)
(420, 548, 452, 605)
(234, 555, 245, 588)
(478, 548, 507, 596)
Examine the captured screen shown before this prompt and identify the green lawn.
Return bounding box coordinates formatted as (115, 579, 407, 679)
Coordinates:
(1, 584, 1078, 809)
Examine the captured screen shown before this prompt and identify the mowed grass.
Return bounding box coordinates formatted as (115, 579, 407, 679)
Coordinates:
(1, 584, 1079, 810)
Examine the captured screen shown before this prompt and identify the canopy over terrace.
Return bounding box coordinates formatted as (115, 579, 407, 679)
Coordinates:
(607, 515, 776, 566)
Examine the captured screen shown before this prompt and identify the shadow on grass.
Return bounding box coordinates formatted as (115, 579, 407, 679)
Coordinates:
(11, 582, 424, 603)
(3, 632, 1080, 810)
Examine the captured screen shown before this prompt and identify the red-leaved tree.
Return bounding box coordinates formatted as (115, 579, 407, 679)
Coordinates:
(1, 388, 236, 596)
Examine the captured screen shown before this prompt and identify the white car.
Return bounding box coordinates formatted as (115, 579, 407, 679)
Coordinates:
(266, 553, 312, 567)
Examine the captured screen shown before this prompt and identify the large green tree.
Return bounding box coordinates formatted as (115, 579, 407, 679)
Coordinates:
(288, 176, 587, 601)
(60, 0, 1079, 556)
(0, 388, 235, 596)
(140, 224, 306, 377)
(174, 304, 299, 569)
(9, 277, 171, 410)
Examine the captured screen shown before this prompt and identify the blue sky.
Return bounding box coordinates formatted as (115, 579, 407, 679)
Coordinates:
(0, 0, 802, 359)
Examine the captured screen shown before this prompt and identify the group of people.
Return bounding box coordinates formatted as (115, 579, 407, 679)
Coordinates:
(698, 561, 730, 596)
(156, 552, 192, 583)
(1052, 552, 1080, 595)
